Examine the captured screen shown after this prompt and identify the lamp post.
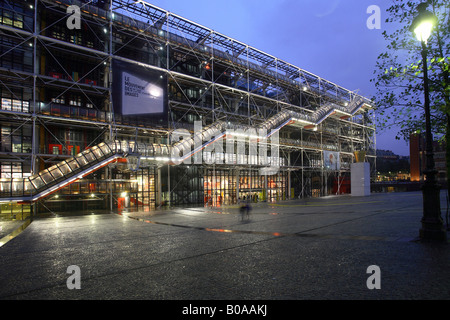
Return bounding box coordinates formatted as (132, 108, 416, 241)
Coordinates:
(409, 3, 447, 241)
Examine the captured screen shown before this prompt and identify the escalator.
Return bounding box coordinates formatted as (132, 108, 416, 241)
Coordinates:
(1, 141, 127, 203)
(0, 98, 369, 203)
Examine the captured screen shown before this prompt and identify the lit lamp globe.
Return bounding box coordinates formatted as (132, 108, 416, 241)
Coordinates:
(409, 3, 437, 44)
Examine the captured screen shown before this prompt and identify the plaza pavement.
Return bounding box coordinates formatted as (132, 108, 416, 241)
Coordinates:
(0, 191, 449, 301)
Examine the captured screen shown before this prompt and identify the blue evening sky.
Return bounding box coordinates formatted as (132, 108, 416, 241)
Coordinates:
(149, 0, 411, 156)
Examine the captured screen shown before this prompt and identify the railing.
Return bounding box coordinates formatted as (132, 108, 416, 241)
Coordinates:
(38, 103, 113, 124)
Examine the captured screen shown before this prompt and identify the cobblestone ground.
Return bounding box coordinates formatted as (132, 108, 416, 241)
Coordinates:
(0, 191, 449, 301)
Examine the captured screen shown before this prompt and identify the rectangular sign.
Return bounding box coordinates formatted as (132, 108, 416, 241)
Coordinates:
(122, 71, 164, 115)
(323, 151, 340, 170)
(112, 59, 167, 122)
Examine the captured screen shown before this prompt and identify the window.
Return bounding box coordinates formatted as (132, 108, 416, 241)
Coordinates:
(69, 95, 82, 107)
(12, 135, 21, 152)
(13, 12, 23, 29)
(51, 97, 65, 104)
(1, 10, 13, 26)
(51, 25, 65, 40)
(70, 34, 82, 45)
(23, 101, 29, 112)
(1, 98, 30, 112)
(22, 136, 32, 153)
(186, 88, 198, 99)
(1, 162, 24, 179)
(0, 36, 33, 72)
(1, 127, 11, 152)
(0, 3, 33, 31)
(1, 98, 11, 110)
(0, 124, 33, 153)
(12, 99, 21, 112)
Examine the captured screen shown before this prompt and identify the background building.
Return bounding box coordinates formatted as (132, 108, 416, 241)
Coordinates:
(376, 149, 410, 181)
(0, 0, 375, 219)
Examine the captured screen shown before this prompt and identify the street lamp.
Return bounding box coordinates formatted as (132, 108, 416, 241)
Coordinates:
(409, 3, 447, 241)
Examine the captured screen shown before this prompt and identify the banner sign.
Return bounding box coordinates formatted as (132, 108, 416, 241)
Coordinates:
(112, 59, 167, 122)
(323, 151, 340, 170)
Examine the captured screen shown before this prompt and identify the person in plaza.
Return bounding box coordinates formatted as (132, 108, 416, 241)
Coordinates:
(239, 197, 252, 220)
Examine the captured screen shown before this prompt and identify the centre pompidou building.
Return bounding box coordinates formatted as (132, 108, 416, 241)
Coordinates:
(0, 0, 375, 218)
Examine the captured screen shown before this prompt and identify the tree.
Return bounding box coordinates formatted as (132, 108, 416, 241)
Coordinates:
(371, 0, 449, 196)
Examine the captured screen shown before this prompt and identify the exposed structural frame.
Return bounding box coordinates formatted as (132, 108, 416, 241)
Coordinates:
(0, 0, 376, 212)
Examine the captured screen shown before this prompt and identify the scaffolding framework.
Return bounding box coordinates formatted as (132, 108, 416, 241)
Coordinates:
(0, 0, 376, 216)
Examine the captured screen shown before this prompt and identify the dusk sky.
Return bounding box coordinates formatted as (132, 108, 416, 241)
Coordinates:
(149, 0, 411, 156)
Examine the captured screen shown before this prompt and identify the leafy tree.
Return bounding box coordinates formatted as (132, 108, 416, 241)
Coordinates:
(371, 0, 449, 193)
